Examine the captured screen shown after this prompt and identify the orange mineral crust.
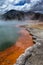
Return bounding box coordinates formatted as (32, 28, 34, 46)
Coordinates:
(0, 29, 33, 65)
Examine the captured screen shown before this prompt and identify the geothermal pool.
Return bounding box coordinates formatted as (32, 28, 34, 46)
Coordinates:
(0, 20, 31, 51)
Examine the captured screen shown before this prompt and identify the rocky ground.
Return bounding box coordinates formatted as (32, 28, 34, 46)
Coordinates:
(14, 24, 43, 65)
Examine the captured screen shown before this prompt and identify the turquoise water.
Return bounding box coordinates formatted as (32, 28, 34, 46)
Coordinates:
(0, 20, 29, 51)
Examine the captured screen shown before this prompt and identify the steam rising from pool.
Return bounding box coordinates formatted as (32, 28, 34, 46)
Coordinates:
(0, 20, 33, 51)
(0, 20, 21, 51)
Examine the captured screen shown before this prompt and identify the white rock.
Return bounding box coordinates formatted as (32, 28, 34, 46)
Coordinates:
(16, 54, 26, 65)
(25, 46, 33, 53)
(25, 52, 31, 57)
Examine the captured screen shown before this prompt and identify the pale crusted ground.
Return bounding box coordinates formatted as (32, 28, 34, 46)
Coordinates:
(14, 24, 43, 65)
(25, 27, 43, 65)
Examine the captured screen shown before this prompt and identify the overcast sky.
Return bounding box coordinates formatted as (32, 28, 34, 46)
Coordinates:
(0, 0, 43, 14)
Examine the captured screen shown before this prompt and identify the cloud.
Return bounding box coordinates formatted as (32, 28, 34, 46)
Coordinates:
(0, 0, 43, 14)
(0, 0, 30, 14)
(9, 0, 14, 2)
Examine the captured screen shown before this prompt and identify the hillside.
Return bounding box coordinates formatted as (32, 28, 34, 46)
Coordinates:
(1, 10, 43, 21)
